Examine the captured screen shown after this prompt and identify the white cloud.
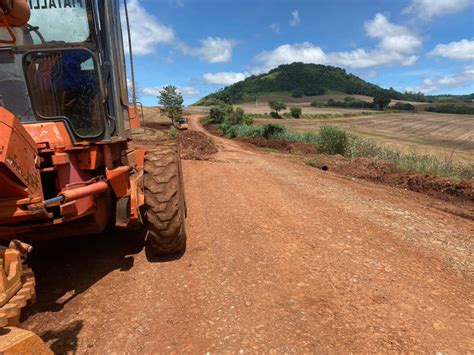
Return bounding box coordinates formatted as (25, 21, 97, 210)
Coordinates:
(329, 49, 418, 68)
(254, 14, 421, 71)
(255, 42, 327, 72)
(406, 65, 474, 93)
(403, 0, 472, 20)
(196, 37, 234, 63)
(290, 10, 300, 27)
(180, 37, 235, 64)
(269, 23, 281, 34)
(203, 72, 248, 85)
(121, 0, 175, 56)
(365, 13, 422, 53)
(140, 86, 200, 99)
(179, 86, 201, 98)
(429, 39, 474, 61)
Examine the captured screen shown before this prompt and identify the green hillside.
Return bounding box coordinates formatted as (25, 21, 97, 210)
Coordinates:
(196, 63, 403, 105)
(195, 62, 473, 105)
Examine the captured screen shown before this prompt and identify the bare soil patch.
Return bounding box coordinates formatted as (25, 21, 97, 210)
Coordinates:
(178, 130, 218, 160)
(325, 156, 472, 207)
(226, 135, 473, 217)
(238, 137, 316, 155)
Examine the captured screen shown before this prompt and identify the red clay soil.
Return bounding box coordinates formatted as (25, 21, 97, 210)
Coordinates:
(21, 115, 473, 353)
(234, 137, 473, 210)
(178, 130, 218, 160)
(306, 155, 473, 210)
(238, 137, 317, 155)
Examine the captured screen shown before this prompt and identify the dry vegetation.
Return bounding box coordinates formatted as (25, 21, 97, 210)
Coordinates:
(256, 112, 474, 164)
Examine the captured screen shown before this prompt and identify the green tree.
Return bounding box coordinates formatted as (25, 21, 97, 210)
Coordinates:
(269, 101, 287, 117)
(290, 107, 302, 118)
(373, 93, 391, 110)
(158, 85, 184, 123)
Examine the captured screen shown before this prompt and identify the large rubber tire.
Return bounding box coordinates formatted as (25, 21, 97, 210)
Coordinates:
(144, 142, 187, 254)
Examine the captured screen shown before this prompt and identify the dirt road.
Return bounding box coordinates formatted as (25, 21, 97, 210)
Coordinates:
(23, 116, 473, 353)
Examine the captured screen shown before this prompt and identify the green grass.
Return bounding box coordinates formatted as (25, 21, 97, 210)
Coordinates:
(224, 122, 473, 179)
(346, 135, 474, 179)
(169, 126, 178, 138)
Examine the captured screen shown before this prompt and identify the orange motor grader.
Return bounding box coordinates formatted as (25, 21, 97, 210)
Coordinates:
(0, 0, 187, 339)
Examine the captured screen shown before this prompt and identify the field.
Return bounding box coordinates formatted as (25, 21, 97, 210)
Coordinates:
(236, 100, 377, 115)
(255, 111, 474, 163)
(144, 105, 474, 163)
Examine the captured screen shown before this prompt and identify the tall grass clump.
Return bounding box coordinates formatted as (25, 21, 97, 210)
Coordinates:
(226, 124, 263, 139)
(317, 126, 347, 155)
(346, 134, 474, 179)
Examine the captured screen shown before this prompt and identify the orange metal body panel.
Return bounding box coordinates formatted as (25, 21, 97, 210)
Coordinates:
(0, 111, 146, 241)
(78, 146, 102, 170)
(129, 105, 140, 129)
(0, 0, 31, 27)
(24, 122, 75, 150)
(0, 108, 42, 198)
(106, 166, 131, 198)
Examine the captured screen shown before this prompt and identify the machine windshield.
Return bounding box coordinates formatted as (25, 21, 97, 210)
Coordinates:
(24, 49, 104, 137)
(0, 0, 92, 46)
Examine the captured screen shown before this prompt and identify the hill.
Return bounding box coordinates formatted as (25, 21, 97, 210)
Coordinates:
(195, 62, 473, 105)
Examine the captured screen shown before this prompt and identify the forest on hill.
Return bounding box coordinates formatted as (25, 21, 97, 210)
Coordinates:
(195, 62, 473, 105)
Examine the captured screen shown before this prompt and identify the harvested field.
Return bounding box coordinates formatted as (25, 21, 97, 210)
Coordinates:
(256, 112, 474, 163)
(237, 102, 377, 115)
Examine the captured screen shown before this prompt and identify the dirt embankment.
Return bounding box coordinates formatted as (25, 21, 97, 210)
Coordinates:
(223, 136, 474, 217)
(178, 130, 218, 160)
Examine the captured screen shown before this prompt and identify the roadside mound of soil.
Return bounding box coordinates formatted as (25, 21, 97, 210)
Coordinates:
(233, 136, 473, 210)
(201, 122, 472, 214)
(238, 137, 316, 155)
(305, 154, 473, 209)
(178, 131, 218, 160)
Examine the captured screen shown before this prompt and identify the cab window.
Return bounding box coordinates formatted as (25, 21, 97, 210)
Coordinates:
(24, 49, 104, 138)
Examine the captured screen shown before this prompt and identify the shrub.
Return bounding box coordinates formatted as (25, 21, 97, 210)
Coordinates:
(169, 126, 178, 138)
(318, 126, 348, 155)
(262, 123, 287, 139)
(290, 107, 302, 118)
(226, 124, 263, 139)
(426, 104, 474, 115)
(270, 111, 281, 119)
(392, 102, 415, 111)
(226, 107, 254, 126)
(373, 93, 391, 110)
(269, 101, 287, 117)
(209, 105, 233, 124)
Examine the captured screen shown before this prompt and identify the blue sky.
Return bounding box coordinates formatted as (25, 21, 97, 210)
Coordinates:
(122, 0, 474, 105)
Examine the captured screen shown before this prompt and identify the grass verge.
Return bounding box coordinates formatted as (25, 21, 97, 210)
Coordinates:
(206, 105, 474, 180)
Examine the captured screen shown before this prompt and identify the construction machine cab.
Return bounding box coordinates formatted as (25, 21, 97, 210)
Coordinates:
(0, 0, 131, 142)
